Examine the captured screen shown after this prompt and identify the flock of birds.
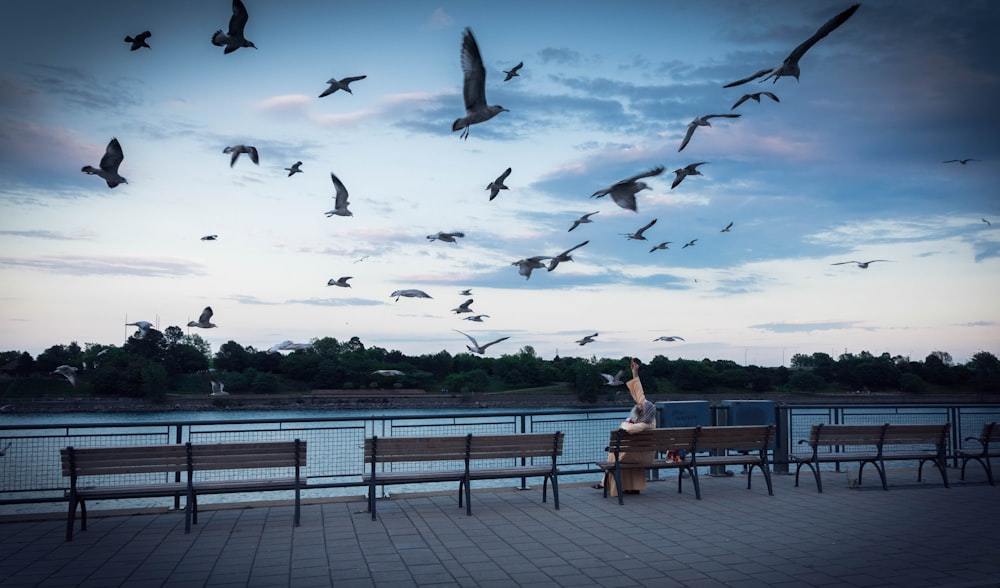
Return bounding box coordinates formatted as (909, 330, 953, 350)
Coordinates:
(64, 2, 987, 389)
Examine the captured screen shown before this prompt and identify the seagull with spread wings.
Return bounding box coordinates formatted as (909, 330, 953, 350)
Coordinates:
(452, 299, 475, 314)
(427, 231, 465, 243)
(452, 28, 507, 139)
(319, 75, 367, 97)
(731, 91, 779, 110)
(547, 240, 589, 271)
(601, 370, 625, 386)
(187, 306, 217, 328)
(126, 320, 157, 339)
(721, 221, 734, 232)
(568, 211, 599, 232)
(591, 166, 664, 212)
(223, 145, 258, 167)
(82, 138, 128, 188)
(654, 336, 685, 342)
(391, 289, 432, 301)
(285, 161, 303, 176)
(212, 0, 256, 54)
(52, 365, 79, 386)
(943, 159, 979, 165)
(576, 333, 598, 346)
(512, 256, 551, 280)
(327, 276, 352, 287)
(454, 330, 509, 355)
(503, 61, 523, 81)
(324, 173, 353, 217)
(124, 31, 151, 51)
(649, 241, 672, 253)
(624, 219, 657, 241)
(724, 3, 860, 87)
(832, 260, 890, 269)
(487, 167, 512, 200)
(678, 115, 740, 152)
(672, 162, 708, 189)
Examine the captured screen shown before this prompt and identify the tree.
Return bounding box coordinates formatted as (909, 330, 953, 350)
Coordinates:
(215, 341, 250, 372)
(967, 351, 1000, 393)
(35, 342, 84, 373)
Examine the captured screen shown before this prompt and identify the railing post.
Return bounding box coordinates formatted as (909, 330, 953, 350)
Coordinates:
(774, 404, 789, 474)
(174, 423, 183, 510)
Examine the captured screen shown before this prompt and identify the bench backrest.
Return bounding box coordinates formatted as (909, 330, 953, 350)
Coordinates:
(61, 444, 188, 477)
(880, 424, 948, 448)
(979, 422, 998, 443)
(188, 440, 306, 471)
(467, 432, 563, 461)
(607, 428, 698, 454)
(808, 424, 886, 447)
(364, 435, 471, 464)
(694, 425, 773, 452)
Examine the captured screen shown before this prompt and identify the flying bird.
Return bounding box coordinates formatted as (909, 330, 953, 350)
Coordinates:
(125, 320, 157, 339)
(391, 289, 432, 301)
(723, 3, 860, 87)
(209, 379, 228, 396)
(512, 256, 551, 280)
(267, 341, 312, 353)
(721, 221, 734, 232)
(731, 91, 779, 110)
(682, 239, 698, 248)
(325, 172, 353, 217)
(943, 159, 979, 165)
(463, 314, 489, 322)
(624, 219, 657, 241)
(503, 61, 523, 81)
(649, 241, 672, 253)
(672, 162, 708, 189)
(81, 138, 127, 188)
(223, 145, 258, 167)
(427, 231, 465, 243)
(372, 369, 406, 377)
(452, 299, 475, 314)
(487, 167, 512, 200)
(547, 240, 589, 271)
(52, 365, 78, 386)
(452, 28, 508, 139)
(319, 75, 367, 97)
(124, 31, 151, 51)
(211, 0, 256, 54)
(201, 234, 218, 241)
(327, 276, 352, 287)
(576, 333, 598, 346)
(187, 306, 217, 328)
(454, 329, 509, 355)
(678, 114, 740, 152)
(601, 370, 625, 386)
(285, 161, 303, 176)
(983, 218, 991, 227)
(459, 289, 472, 296)
(568, 211, 599, 232)
(591, 166, 665, 212)
(654, 336, 685, 342)
(832, 260, 890, 269)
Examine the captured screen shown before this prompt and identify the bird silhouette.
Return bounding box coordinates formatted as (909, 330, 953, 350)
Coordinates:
(487, 167, 512, 200)
(679, 115, 740, 152)
(453, 28, 507, 139)
(724, 4, 860, 86)
(568, 211, 599, 231)
(124, 31, 151, 51)
(285, 161, 303, 176)
(591, 166, 664, 212)
(325, 173, 353, 217)
(187, 306, 217, 328)
(624, 219, 657, 240)
(212, 0, 256, 54)
(503, 61, 523, 81)
(672, 162, 707, 189)
(832, 260, 890, 269)
(454, 330, 509, 355)
(319, 75, 367, 97)
(223, 145, 258, 167)
(82, 138, 127, 188)
(731, 91, 779, 110)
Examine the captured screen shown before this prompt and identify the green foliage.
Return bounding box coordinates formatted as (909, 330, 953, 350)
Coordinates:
(789, 370, 826, 393)
(899, 373, 927, 394)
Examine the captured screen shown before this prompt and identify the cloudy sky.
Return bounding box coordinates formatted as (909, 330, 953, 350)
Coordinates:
(1, 1, 998, 367)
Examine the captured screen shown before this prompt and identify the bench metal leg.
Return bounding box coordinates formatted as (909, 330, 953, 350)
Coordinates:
(65, 495, 80, 542)
(690, 468, 702, 500)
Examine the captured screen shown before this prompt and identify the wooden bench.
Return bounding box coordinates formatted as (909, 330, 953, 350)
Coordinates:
(791, 423, 948, 492)
(598, 425, 774, 504)
(363, 432, 563, 520)
(958, 422, 998, 486)
(61, 439, 306, 541)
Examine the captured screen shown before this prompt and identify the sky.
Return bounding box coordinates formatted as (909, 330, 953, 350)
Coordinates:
(1, 1, 998, 367)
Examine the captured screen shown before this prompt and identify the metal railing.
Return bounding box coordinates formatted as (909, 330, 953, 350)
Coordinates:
(2, 402, 997, 512)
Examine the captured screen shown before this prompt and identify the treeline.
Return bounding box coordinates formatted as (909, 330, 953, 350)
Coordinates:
(2, 327, 999, 402)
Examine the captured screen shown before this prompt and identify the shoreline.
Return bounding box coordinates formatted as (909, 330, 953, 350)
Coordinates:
(1, 389, 995, 414)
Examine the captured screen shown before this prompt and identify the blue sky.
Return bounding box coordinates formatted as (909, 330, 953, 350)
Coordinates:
(1, 1, 997, 366)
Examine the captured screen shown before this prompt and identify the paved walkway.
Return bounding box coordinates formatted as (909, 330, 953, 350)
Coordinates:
(1, 467, 997, 588)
